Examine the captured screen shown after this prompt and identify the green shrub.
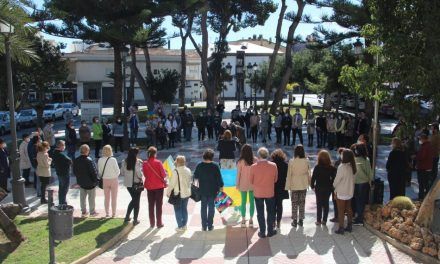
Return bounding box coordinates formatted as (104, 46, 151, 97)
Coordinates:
(389, 196, 415, 210)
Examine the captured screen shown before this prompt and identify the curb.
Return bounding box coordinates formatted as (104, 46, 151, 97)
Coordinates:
(70, 222, 134, 264)
(364, 224, 440, 264)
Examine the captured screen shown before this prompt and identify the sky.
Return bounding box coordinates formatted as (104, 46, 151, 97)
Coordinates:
(33, 0, 345, 52)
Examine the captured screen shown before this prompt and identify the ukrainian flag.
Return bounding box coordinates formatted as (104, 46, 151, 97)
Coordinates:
(221, 169, 242, 206)
(163, 155, 175, 177)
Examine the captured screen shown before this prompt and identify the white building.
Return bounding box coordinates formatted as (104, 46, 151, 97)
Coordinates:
(64, 43, 202, 106)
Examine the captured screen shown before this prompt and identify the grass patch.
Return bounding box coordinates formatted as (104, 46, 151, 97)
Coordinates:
(0, 217, 126, 264)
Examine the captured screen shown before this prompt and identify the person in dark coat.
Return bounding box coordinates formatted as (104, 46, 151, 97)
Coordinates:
(311, 150, 337, 225)
(102, 119, 112, 146)
(271, 149, 289, 229)
(0, 138, 10, 192)
(316, 112, 327, 148)
(65, 120, 77, 161)
(386, 138, 409, 200)
(52, 140, 72, 205)
(28, 134, 41, 194)
(196, 111, 207, 141)
(244, 109, 252, 139)
(206, 110, 214, 140)
(213, 111, 222, 139)
(282, 111, 292, 146)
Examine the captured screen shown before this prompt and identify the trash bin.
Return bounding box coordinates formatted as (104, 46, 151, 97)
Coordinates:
(49, 205, 74, 241)
(432, 199, 440, 234)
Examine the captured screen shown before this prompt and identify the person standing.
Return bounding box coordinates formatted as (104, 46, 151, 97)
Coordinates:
(250, 110, 260, 143)
(112, 117, 124, 153)
(386, 138, 409, 200)
(274, 111, 283, 144)
(0, 139, 10, 192)
(250, 147, 278, 238)
(36, 141, 52, 204)
(327, 113, 337, 150)
(79, 120, 91, 147)
(344, 115, 355, 147)
(352, 143, 373, 225)
(291, 108, 304, 146)
(43, 121, 56, 149)
(306, 113, 316, 147)
(73, 144, 98, 217)
(335, 114, 346, 148)
(356, 112, 368, 139)
(65, 121, 77, 161)
(244, 109, 252, 139)
(143, 147, 167, 228)
(260, 109, 270, 143)
(175, 112, 182, 143)
(92, 117, 103, 159)
(129, 113, 139, 147)
(206, 110, 214, 140)
(194, 149, 224, 231)
(98, 145, 120, 218)
(333, 149, 356, 235)
(183, 111, 194, 142)
(271, 149, 289, 229)
(122, 147, 143, 225)
(213, 111, 222, 139)
(102, 119, 112, 146)
(52, 140, 72, 205)
(311, 150, 337, 225)
(231, 105, 241, 124)
(217, 130, 236, 169)
(282, 110, 292, 146)
(165, 114, 178, 148)
(19, 134, 32, 185)
(236, 144, 255, 228)
(416, 134, 434, 200)
(316, 112, 327, 148)
(285, 145, 310, 227)
(166, 156, 192, 231)
(196, 112, 207, 141)
(430, 124, 440, 186)
(28, 134, 40, 194)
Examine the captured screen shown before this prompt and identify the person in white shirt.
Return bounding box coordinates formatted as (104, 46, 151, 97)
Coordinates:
(98, 145, 120, 217)
(19, 134, 32, 185)
(165, 114, 178, 148)
(166, 155, 192, 231)
(285, 145, 311, 227)
(333, 149, 356, 235)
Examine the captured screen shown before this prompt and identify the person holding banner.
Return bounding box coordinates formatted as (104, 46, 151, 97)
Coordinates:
(236, 144, 256, 228)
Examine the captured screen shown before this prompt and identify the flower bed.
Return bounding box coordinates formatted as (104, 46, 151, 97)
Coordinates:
(364, 200, 440, 259)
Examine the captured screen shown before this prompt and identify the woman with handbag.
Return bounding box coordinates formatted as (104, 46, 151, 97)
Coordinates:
(166, 155, 192, 231)
(36, 141, 52, 204)
(122, 147, 144, 225)
(98, 145, 120, 218)
(143, 146, 167, 228)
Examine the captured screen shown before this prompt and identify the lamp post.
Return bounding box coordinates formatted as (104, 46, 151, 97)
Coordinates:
(0, 20, 27, 209)
(121, 46, 130, 150)
(246, 63, 253, 106)
(252, 63, 258, 107)
(353, 38, 363, 117)
(225, 62, 232, 101)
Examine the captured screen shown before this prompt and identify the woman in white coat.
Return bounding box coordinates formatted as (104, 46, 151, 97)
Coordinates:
(166, 155, 192, 231)
(285, 145, 311, 227)
(98, 145, 120, 217)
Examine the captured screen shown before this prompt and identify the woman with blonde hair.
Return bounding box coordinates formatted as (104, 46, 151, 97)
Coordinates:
(98, 145, 120, 217)
(167, 155, 192, 231)
(217, 130, 236, 169)
(285, 145, 310, 227)
(311, 150, 337, 225)
(36, 141, 52, 204)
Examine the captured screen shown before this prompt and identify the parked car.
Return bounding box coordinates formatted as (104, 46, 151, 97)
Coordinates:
(61, 103, 79, 117)
(43, 103, 64, 121)
(17, 109, 37, 130)
(0, 112, 11, 136)
(380, 103, 395, 117)
(404, 94, 433, 115)
(345, 96, 365, 110)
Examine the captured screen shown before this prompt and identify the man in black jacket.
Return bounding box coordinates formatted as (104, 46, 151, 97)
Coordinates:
(73, 144, 98, 217)
(53, 140, 72, 205)
(316, 112, 327, 148)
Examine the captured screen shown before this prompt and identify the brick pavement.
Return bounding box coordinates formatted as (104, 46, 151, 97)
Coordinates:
(3, 128, 423, 263)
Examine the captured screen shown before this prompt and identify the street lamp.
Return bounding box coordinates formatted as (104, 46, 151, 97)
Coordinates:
(252, 63, 258, 107)
(0, 20, 28, 209)
(225, 62, 232, 100)
(120, 46, 130, 150)
(246, 63, 253, 106)
(353, 38, 363, 58)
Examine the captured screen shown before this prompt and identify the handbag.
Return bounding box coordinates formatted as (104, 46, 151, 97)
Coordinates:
(190, 181, 201, 202)
(168, 169, 181, 205)
(131, 166, 144, 193)
(98, 157, 110, 189)
(146, 161, 167, 187)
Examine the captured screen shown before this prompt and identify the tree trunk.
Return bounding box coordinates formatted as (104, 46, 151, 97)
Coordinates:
(0, 207, 25, 248)
(199, 7, 213, 109)
(127, 44, 136, 107)
(415, 179, 440, 228)
(270, 0, 306, 114)
(263, 0, 287, 107)
(301, 86, 306, 107)
(113, 45, 123, 119)
(142, 46, 154, 82)
(132, 65, 154, 110)
(35, 91, 45, 128)
(179, 33, 187, 107)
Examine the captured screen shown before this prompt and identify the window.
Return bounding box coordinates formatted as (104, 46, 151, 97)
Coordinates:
(154, 69, 159, 75)
(194, 83, 198, 86)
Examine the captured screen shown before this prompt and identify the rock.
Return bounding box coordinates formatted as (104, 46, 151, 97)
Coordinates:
(410, 237, 424, 251)
(421, 228, 434, 244)
(391, 208, 400, 218)
(422, 246, 438, 257)
(401, 233, 411, 245)
(434, 234, 440, 244)
(382, 206, 391, 218)
(381, 222, 393, 232)
(373, 222, 381, 230)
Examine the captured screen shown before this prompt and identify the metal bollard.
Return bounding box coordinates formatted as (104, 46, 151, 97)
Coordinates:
(48, 189, 55, 264)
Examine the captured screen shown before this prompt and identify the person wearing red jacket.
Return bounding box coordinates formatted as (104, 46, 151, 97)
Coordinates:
(416, 134, 434, 200)
(143, 146, 167, 228)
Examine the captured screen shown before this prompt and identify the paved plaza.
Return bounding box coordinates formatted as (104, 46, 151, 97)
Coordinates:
(3, 128, 423, 263)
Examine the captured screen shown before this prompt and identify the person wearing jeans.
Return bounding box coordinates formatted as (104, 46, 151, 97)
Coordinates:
(236, 144, 256, 228)
(98, 145, 120, 218)
(166, 156, 192, 231)
(353, 144, 373, 225)
(143, 147, 167, 228)
(194, 149, 224, 231)
(36, 141, 52, 204)
(271, 149, 289, 229)
(112, 118, 124, 153)
(52, 140, 72, 205)
(416, 134, 434, 200)
(122, 147, 143, 225)
(19, 134, 32, 185)
(73, 144, 99, 217)
(250, 147, 278, 238)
